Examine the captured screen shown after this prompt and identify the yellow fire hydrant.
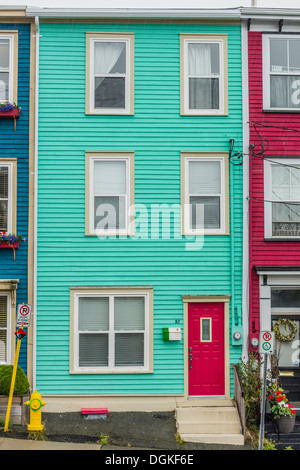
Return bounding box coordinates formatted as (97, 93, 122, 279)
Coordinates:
(25, 390, 46, 431)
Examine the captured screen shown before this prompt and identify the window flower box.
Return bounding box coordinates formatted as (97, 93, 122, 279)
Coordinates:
(0, 102, 22, 130)
(0, 233, 24, 261)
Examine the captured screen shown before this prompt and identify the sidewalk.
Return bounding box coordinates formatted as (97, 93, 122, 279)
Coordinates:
(0, 437, 159, 451)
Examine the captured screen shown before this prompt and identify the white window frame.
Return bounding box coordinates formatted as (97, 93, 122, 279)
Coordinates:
(0, 160, 16, 234)
(70, 288, 153, 374)
(86, 33, 134, 115)
(181, 34, 228, 116)
(0, 32, 18, 104)
(182, 153, 228, 235)
(264, 158, 300, 239)
(86, 152, 134, 237)
(0, 291, 11, 365)
(263, 34, 300, 111)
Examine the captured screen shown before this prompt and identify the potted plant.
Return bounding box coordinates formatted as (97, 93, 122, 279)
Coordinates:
(0, 232, 25, 261)
(0, 102, 22, 130)
(268, 382, 296, 434)
(0, 365, 30, 426)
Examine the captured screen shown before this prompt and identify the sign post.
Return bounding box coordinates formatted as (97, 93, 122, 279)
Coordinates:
(258, 330, 274, 450)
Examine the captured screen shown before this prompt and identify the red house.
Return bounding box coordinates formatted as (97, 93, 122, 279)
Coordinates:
(245, 8, 300, 400)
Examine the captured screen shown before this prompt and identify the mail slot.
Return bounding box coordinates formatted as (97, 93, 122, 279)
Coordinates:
(279, 371, 294, 377)
(162, 328, 181, 341)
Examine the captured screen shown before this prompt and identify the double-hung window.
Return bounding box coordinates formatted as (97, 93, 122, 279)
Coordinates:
(265, 158, 300, 238)
(181, 34, 228, 115)
(0, 32, 18, 104)
(263, 35, 300, 111)
(86, 152, 134, 236)
(86, 33, 134, 115)
(0, 160, 16, 234)
(70, 287, 153, 373)
(181, 152, 229, 235)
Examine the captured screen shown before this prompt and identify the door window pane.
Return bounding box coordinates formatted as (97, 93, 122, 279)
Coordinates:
(201, 318, 211, 342)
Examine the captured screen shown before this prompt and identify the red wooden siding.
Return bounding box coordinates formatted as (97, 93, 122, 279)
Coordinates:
(248, 31, 300, 346)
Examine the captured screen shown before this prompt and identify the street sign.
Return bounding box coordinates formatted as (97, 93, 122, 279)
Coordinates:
(16, 303, 32, 327)
(259, 330, 274, 355)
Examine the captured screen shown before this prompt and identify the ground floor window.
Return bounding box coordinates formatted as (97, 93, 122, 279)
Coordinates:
(70, 287, 153, 374)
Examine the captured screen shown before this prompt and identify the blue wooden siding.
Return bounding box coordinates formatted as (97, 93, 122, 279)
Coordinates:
(0, 23, 30, 372)
(36, 21, 243, 395)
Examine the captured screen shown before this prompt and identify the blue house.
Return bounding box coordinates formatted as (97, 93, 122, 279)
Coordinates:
(0, 8, 33, 379)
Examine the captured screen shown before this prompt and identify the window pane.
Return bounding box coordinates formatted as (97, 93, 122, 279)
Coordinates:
(0, 296, 7, 329)
(0, 72, 8, 101)
(271, 75, 300, 109)
(0, 40, 9, 69)
(94, 160, 126, 195)
(189, 161, 221, 194)
(201, 319, 211, 341)
(0, 167, 8, 199)
(79, 333, 108, 367)
(114, 297, 145, 330)
(0, 201, 8, 232)
(190, 196, 220, 229)
(78, 297, 109, 331)
(289, 40, 300, 73)
(270, 39, 287, 72)
(271, 289, 300, 308)
(189, 78, 219, 110)
(95, 77, 125, 109)
(94, 195, 125, 230)
(115, 333, 144, 366)
(0, 330, 7, 363)
(94, 42, 126, 74)
(188, 43, 219, 75)
(271, 318, 300, 367)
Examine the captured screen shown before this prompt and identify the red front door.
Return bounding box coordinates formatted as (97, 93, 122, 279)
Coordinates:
(188, 302, 225, 396)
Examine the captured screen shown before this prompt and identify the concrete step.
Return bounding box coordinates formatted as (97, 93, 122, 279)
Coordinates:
(180, 433, 245, 445)
(176, 405, 244, 446)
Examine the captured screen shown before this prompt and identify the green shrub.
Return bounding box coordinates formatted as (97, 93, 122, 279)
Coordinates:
(236, 352, 263, 426)
(0, 365, 29, 395)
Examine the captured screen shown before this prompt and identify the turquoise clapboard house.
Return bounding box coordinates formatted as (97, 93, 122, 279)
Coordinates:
(29, 8, 244, 413)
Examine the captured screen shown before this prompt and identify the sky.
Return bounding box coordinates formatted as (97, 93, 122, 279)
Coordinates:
(2, 0, 300, 10)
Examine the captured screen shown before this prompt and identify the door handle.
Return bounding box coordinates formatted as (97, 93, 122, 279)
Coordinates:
(189, 347, 192, 369)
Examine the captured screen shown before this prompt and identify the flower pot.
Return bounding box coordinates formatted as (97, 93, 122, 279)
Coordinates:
(0, 109, 19, 119)
(0, 394, 30, 425)
(278, 415, 296, 434)
(0, 241, 19, 249)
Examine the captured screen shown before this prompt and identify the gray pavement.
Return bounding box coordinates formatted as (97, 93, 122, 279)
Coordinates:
(0, 437, 159, 450)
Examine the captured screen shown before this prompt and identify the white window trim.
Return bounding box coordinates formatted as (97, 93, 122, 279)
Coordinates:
(0, 160, 17, 234)
(0, 291, 11, 365)
(182, 153, 228, 235)
(264, 158, 300, 239)
(181, 34, 228, 116)
(0, 32, 18, 105)
(70, 287, 153, 374)
(263, 34, 300, 112)
(86, 152, 134, 237)
(86, 33, 134, 115)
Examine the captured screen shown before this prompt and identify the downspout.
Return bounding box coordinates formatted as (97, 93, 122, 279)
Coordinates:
(33, 15, 39, 390)
(241, 19, 250, 359)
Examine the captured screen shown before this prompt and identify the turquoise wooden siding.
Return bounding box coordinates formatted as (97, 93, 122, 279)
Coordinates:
(36, 21, 243, 395)
(0, 23, 31, 372)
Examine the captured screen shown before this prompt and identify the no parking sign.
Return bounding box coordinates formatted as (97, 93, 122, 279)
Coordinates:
(16, 303, 32, 327)
(259, 330, 274, 355)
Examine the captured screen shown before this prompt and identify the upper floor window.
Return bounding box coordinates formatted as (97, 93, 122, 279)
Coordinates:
(263, 35, 300, 111)
(264, 158, 300, 238)
(0, 160, 16, 234)
(0, 32, 18, 104)
(181, 152, 229, 235)
(85, 152, 134, 236)
(86, 32, 134, 115)
(180, 34, 228, 116)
